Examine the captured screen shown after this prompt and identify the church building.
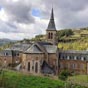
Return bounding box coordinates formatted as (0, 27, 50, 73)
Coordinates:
(21, 8, 58, 75)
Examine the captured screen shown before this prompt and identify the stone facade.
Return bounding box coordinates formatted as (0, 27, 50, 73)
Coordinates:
(0, 56, 12, 67)
(58, 50, 88, 74)
(0, 53, 21, 67)
(59, 60, 88, 74)
(22, 53, 44, 74)
(46, 30, 57, 45)
(21, 42, 57, 75)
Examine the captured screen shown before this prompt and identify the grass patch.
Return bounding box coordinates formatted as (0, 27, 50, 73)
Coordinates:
(67, 75, 88, 87)
(0, 70, 64, 88)
(0, 70, 87, 88)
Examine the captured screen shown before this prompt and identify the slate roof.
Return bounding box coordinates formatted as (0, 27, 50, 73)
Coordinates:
(0, 41, 57, 56)
(0, 48, 12, 56)
(24, 41, 57, 54)
(24, 44, 43, 54)
(11, 43, 32, 52)
(41, 61, 55, 74)
(0, 43, 32, 56)
(37, 42, 53, 46)
(37, 42, 57, 53)
(47, 8, 56, 31)
(43, 45, 57, 53)
(0, 48, 21, 56)
(59, 50, 88, 54)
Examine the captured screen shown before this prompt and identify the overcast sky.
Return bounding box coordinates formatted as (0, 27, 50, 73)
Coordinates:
(0, 0, 88, 40)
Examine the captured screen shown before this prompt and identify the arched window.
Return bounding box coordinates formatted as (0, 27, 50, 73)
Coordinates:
(48, 32, 51, 39)
(35, 62, 38, 73)
(51, 33, 53, 39)
(28, 62, 30, 71)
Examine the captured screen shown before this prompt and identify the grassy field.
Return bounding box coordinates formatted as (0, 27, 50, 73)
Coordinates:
(67, 75, 88, 87)
(0, 70, 88, 88)
(0, 70, 64, 88)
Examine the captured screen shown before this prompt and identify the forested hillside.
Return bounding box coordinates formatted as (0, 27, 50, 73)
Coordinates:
(0, 39, 16, 51)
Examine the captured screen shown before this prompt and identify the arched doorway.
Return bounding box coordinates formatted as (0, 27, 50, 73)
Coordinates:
(28, 62, 30, 71)
(35, 62, 38, 73)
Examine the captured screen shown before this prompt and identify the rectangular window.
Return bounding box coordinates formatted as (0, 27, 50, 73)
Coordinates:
(80, 64, 84, 70)
(4, 53, 8, 56)
(60, 63, 63, 69)
(71, 63, 76, 69)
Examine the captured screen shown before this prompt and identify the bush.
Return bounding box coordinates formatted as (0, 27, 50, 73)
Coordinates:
(57, 29, 74, 39)
(59, 70, 71, 81)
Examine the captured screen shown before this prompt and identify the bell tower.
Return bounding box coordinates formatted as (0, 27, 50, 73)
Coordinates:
(46, 8, 57, 45)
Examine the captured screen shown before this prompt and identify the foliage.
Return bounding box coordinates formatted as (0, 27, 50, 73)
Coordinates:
(57, 28, 88, 50)
(31, 34, 45, 42)
(59, 70, 71, 81)
(58, 37, 88, 50)
(68, 75, 88, 85)
(35, 35, 44, 38)
(57, 29, 74, 39)
(0, 42, 14, 51)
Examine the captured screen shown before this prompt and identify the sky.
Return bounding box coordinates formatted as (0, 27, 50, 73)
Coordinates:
(0, 0, 88, 40)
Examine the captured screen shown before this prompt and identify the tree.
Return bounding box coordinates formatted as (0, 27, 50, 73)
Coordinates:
(59, 70, 71, 81)
(57, 29, 74, 39)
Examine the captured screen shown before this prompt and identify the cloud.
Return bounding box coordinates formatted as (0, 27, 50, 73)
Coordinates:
(0, 0, 88, 39)
(43, 0, 88, 28)
(0, 0, 35, 23)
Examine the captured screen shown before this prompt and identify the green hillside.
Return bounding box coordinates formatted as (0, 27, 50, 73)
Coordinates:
(57, 28, 88, 50)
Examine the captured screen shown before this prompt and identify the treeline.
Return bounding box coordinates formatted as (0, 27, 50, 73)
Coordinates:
(0, 42, 15, 51)
(57, 29, 74, 39)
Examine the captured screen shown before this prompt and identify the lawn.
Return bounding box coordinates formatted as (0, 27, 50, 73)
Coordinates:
(67, 75, 88, 87)
(0, 70, 87, 88)
(0, 70, 64, 88)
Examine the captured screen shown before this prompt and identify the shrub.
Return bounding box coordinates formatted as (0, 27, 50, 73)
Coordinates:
(59, 70, 71, 81)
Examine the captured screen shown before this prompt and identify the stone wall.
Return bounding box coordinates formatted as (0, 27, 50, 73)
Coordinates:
(59, 59, 87, 74)
(0, 56, 12, 67)
(22, 53, 44, 74)
(48, 53, 58, 74)
(46, 31, 57, 44)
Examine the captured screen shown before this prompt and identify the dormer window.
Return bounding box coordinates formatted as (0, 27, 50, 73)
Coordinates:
(84, 57, 86, 61)
(81, 57, 84, 61)
(4, 53, 8, 56)
(77, 56, 81, 60)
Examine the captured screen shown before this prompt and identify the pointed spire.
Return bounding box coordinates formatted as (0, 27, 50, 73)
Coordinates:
(47, 8, 56, 31)
(51, 8, 54, 20)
